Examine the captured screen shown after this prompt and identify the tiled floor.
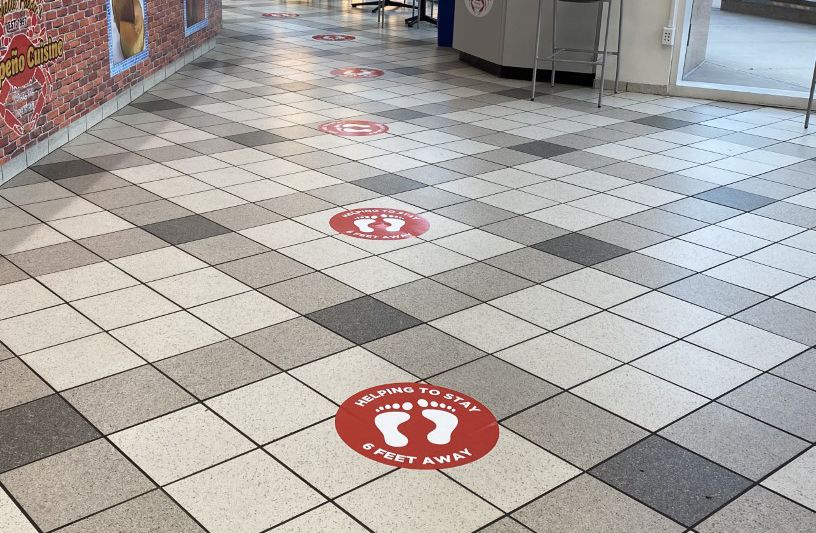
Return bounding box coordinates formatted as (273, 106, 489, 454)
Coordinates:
(1, 1, 816, 532)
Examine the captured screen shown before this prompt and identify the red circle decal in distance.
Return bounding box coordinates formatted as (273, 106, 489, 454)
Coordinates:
(312, 34, 355, 41)
(330, 67, 385, 79)
(329, 208, 429, 240)
(319, 119, 388, 137)
(336, 383, 500, 470)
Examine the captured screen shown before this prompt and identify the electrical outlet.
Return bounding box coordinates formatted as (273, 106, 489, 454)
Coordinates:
(661, 27, 675, 46)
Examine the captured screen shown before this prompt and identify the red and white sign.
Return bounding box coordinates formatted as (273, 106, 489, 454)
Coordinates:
(330, 208, 429, 240)
(312, 34, 355, 41)
(319, 119, 388, 137)
(262, 13, 300, 18)
(336, 383, 499, 469)
(330, 67, 384, 79)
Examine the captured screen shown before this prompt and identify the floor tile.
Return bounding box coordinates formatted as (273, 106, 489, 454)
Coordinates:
(272, 504, 366, 533)
(557, 312, 674, 362)
(337, 469, 502, 533)
(612, 292, 723, 337)
(696, 486, 816, 533)
(590, 436, 751, 527)
(544, 268, 649, 308)
(142, 215, 231, 245)
(0, 305, 100, 355)
(719, 375, 816, 441)
(111, 404, 254, 485)
(734, 298, 816, 346)
(771, 349, 816, 391)
(55, 490, 205, 533)
(660, 274, 765, 315)
(0, 439, 154, 531)
(206, 374, 336, 443)
(0, 278, 61, 320)
(190, 291, 298, 337)
(73, 285, 180, 330)
(660, 403, 809, 481)
(374, 278, 479, 322)
(63, 365, 195, 434)
(492, 285, 600, 330)
(448, 427, 579, 511)
(431, 304, 545, 354)
(432, 263, 534, 301)
(237, 317, 352, 370)
(485, 247, 582, 283)
(430, 356, 559, 419)
(217, 250, 313, 288)
(260, 271, 363, 314)
(167, 450, 324, 533)
(324, 256, 422, 294)
(0, 489, 37, 532)
(761, 448, 816, 512)
(513, 474, 684, 533)
(505, 393, 647, 469)
(0, 358, 50, 411)
(574, 366, 707, 431)
(595, 253, 694, 288)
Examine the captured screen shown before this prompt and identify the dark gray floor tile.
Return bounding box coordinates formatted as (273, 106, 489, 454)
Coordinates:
(514, 474, 684, 533)
(307, 296, 422, 344)
(364, 324, 484, 378)
(595, 253, 693, 288)
(482, 216, 570, 246)
(432, 263, 534, 301)
(352, 174, 427, 195)
(56, 490, 205, 533)
(155, 339, 278, 399)
(217, 251, 313, 288)
(202, 203, 284, 231)
(485, 248, 582, 283)
(505, 393, 647, 469)
(113, 199, 194, 226)
(735, 299, 816, 346)
(660, 403, 809, 480)
(142, 215, 231, 245)
(509, 141, 576, 158)
(435, 200, 516, 227)
(237, 317, 353, 370)
(633, 116, 694, 130)
(0, 256, 28, 285)
(258, 193, 335, 218)
(373, 278, 479, 322)
(260, 271, 363, 315)
(62, 366, 195, 434)
(719, 374, 816, 442)
(430, 356, 560, 419)
(32, 159, 105, 180)
(696, 486, 816, 533)
(694, 187, 775, 211)
(590, 436, 752, 527)
(660, 274, 766, 315)
(771, 349, 816, 391)
(533, 233, 629, 266)
(58, 172, 131, 195)
(7, 241, 102, 276)
(0, 394, 100, 473)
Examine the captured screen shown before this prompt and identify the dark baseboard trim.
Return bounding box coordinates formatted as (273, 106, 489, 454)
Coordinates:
(458, 52, 595, 87)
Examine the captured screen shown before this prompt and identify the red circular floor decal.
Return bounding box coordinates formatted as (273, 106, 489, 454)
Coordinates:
(330, 208, 429, 240)
(262, 13, 299, 18)
(313, 34, 355, 41)
(319, 119, 389, 137)
(331, 67, 385, 79)
(336, 383, 499, 469)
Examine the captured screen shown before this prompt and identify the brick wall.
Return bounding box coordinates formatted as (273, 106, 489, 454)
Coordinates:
(0, 0, 222, 165)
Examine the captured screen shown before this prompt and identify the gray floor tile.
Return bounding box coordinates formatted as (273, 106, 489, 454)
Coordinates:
(237, 317, 353, 370)
(590, 436, 752, 527)
(258, 193, 336, 218)
(435, 200, 516, 227)
(504, 393, 647, 469)
(696, 486, 816, 533)
(373, 278, 479, 321)
(580, 220, 670, 251)
(0, 394, 100, 473)
(771, 349, 816, 391)
(719, 374, 816, 442)
(202, 204, 284, 231)
(533, 233, 630, 266)
(178, 232, 269, 264)
(660, 274, 766, 315)
(432, 263, 534, 301)
(660, 403, 809, 480)
(430, 356, 560, 419)
(7, 241, 102, 277)
(622, 208, 707, 236)
(482, 216, 570, 245)
(485, 248, 582, 283)
(364, 324, 485, 378)
(260, 271, 363, 314)
(514, 474, 684, 533)
(78, 228, 168, 260)
(694, 188, 776, 212)
(0, 359, 51, 411)
(661, 198, 741, 224)
(217, 251, 313, 288)
(307, 296, 422, 344)
(595, 253, 694, 288)
(735, 298, 816, 346)
(142, 215, 231, 245)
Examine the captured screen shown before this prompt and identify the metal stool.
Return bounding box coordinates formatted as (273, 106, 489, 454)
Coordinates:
(531, 0, 623, 107)
(806, 57, 815, 129)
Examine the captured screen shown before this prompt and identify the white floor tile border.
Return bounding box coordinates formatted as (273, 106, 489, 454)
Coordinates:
(0, 38, 219, 186)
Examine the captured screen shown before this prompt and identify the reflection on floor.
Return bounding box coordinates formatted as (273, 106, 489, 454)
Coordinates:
(685, 8, 816, 92)
(1, 1, 816, 532)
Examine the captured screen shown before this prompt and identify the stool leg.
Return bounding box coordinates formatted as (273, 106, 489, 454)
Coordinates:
(551, 0, 558, 88)
(597, 0, 612, 108)
(614, 0, 623, 94)
(806, 59, 816, 129)
(532, 0, 544, 100)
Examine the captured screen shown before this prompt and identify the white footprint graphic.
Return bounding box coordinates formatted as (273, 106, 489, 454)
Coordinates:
(353, 216, 377, 233)
(418, 399, 459, 445)
(374, 402, 413, 447)
(382, 217, 406, 233)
